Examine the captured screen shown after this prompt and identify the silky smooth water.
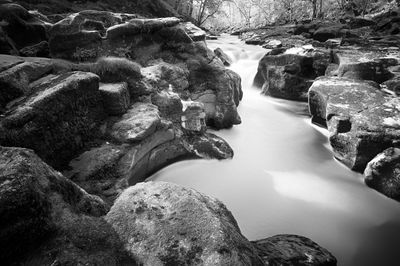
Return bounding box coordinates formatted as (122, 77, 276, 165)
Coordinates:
(149, 35, 400, 266)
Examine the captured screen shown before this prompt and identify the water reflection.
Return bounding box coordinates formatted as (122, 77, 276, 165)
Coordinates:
(150, 35, 400, 266)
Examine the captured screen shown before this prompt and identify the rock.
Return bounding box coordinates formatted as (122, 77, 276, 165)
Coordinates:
(181, 101, 207, 133)
(151, 90, 183, 122)
(106, 181, 264, 266)
(0, 146, 134, 265)
(0, 3, 47, 50)
(252, 234, 337, 266)
(263, 39, 283, 49)
(0, 71, 104, 169)
(266, 48, 286, 56)
(105, 17, 181, 40)
(49, 31, 102, 61)
(0, 59, 52, 109)
(109, 103, 161, 143)
(333, 47, 395, 84)
(214, 47, 233, 66)
(364, 148, 400, 201)
(141, 61, 189, 92)
(184, 132, 234, 160)
(188, 57, 242, 128)
(312, 25, 348, 42)
(245, 35, 265, 45)
(99, 82, 130, 115)
(308, 77, 400, 171)
(19, 41, 49, 57)
(49, 10, 125, 37)
(348, 17, 376, 29)
(254, 47, 330, 101)
(182, 22, 206, 42)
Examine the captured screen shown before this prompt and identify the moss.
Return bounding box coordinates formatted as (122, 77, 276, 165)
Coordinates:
(91, 56, 142, 83)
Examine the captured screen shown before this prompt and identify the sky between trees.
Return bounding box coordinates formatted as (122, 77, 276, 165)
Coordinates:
(165, 0, 399, 29)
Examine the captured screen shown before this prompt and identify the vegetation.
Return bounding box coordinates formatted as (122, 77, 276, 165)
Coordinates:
(168, 0, 400, 28)
(90, 57, 142, 82)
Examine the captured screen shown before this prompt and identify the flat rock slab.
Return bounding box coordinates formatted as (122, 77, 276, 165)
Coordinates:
(106, 181, 264, 265)
(110, 103, 161, 143)
(252, 234, 337, 266)
(309, 77, 400, 171)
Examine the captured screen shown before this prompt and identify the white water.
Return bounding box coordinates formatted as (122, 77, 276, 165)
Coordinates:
(150, 35, 400, 266)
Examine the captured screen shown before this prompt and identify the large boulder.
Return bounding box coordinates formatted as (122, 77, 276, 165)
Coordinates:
(364, 148, 400, 201)
(0, 146, 134, 265)
(254, 46, 330, 101)
(252, 234, 337, 266)
(0, 71, 104, 169)
(309, 77, 400, 171)
(106, 181, 264, 265)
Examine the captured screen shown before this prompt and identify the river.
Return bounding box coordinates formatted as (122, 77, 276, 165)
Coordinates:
(149, 35, 400, 266)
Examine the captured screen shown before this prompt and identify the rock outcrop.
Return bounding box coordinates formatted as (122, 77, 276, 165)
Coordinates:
(0, 146, 135, 265)
(252, 234, 337, 266)
(106, 181, 264, 266)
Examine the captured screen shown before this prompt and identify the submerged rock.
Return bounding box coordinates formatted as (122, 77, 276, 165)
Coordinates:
(364, 148, 400, 201)
(106, 181, 264, 266)
(252, 234, 337, 266)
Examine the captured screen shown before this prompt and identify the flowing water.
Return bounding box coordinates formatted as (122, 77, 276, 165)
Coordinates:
(149, 35, 400, 266)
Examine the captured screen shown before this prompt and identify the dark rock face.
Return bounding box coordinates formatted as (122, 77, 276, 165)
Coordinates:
(0, 146, 134, 265)
(99, 82, 130, 115)
(252, 234, 337, 266)
(106, 181, 264, 266)
(0, 3, 48, 51)
(0, 71, 104, 169)
(254, 47, 330, 101)
(364, 148, 400, 201)
(309, 77, 400, 172)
